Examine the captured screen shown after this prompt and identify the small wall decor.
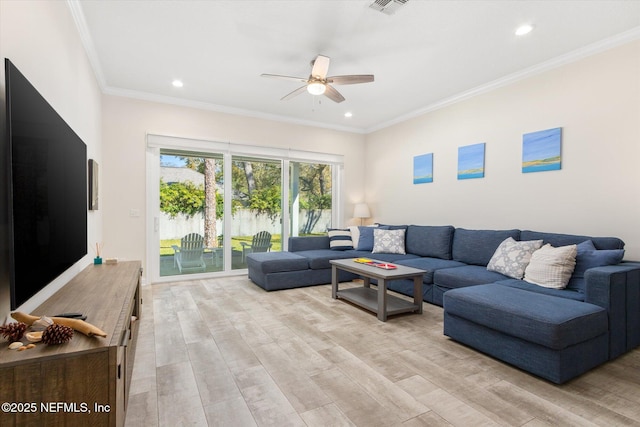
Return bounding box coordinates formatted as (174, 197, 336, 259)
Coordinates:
(522, 127, 562, 173)
(413, 153, 433, 184)
(458, 143, 485, 180)
(88, 159, 99, 210)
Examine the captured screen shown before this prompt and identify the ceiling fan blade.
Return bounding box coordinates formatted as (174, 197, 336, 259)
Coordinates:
(281, 85, 308, 101)
(311, 55, 330, 80)
(327, 75, 375, 85)
(323, 85, 345, 103)
(261, 73, 308, 83)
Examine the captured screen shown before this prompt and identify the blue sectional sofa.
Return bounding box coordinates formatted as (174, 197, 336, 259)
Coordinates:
(246, 224, 640, 383)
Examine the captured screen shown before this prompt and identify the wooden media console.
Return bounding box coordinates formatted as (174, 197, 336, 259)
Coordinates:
(0, 261, 142, 426)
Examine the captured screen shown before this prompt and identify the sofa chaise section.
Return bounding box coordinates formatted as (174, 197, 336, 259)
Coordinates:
(443, 284, 609, 384)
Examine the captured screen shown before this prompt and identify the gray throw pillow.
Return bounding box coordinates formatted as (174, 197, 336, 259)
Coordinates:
(372, 229, 406, 254)
(487, 237, 543, 279)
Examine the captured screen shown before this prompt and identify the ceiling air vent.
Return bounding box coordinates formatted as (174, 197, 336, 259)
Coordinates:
(369, 0, 409, 15)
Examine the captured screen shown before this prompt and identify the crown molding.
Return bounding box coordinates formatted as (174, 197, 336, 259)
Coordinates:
(67, 0, 107, 90)
(366, 26, 640, 133)
(102, 86, 366, 134)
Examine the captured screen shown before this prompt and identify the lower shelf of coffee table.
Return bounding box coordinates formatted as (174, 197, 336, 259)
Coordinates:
(336, 287, 420, 317)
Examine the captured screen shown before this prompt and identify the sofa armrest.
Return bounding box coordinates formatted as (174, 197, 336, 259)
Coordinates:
(289, 236, 330, 252)
(584, 264, 640, 358)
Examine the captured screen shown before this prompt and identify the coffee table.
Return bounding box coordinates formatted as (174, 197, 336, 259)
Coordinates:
(330, 258, 425, 321)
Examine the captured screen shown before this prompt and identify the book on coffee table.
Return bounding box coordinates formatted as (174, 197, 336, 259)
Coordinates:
(353, 258, 397, 269)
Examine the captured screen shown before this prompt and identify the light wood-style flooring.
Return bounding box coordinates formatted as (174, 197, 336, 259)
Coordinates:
(124, 276, 640, 426)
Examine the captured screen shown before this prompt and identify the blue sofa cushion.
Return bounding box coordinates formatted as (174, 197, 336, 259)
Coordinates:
(355, 226, 389, 251)
(452, 228, 520, 266)
(567, 240, 625, 293)
(494, 279, 584, 301)
(295, 249, 355, 270)
(405, 225, 455, 260)
(434, 265, 510, 289)
(444, 284, 608, 350)
(520, 230, 624, 250)
(289, 236, 329, 251)
(376, 223, 408, 231)
(395, 257, 465, 284)
(246, 251, 309, 274)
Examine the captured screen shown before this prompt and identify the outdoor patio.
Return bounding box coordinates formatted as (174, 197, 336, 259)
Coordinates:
(159, 249, 250, 276)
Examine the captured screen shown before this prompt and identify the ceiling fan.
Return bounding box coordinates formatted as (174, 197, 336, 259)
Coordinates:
(261, 55, 374, 103)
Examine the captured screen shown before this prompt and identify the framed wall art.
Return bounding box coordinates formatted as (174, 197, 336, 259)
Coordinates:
(458, 143, 485, 180)
(522, 127, 562, 173)
(413, 153, 433, 184)
(88, 159, 99, 210)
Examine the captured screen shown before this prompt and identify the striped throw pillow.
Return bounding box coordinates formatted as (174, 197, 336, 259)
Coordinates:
(328, 229, 353, 250)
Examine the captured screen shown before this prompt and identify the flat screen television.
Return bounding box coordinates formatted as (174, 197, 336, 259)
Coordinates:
(5, 59, 87, 310)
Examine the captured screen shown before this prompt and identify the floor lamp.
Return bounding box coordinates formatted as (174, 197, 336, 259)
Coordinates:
(353, 203, 371, 226)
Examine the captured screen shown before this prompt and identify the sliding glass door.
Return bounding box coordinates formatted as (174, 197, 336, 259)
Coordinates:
(146, 134, 344, 283)
(159, 151, 223, 277)
(290, 161, 332, 237)
(231, 157, 282, 270)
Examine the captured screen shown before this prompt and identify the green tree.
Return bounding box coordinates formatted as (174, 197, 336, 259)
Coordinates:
(160, 153, 230, 249)
(297, 163, 331, 233)
(232, 161, 281, 220)
(159, 179, 204, 218)
(179, 157, 219, 247)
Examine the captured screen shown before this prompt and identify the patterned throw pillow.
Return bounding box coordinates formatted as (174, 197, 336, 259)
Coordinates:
(486, 237, 543, 279)
(524, 243, 578, 289)
(372, 229, 406, 254)
(328, 228, 353, 250)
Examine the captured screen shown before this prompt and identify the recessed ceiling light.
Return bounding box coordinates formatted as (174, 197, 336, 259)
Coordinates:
(344, 112, 353, 118)
(515, 24, 534, 36)
(172, 79, 184, 88)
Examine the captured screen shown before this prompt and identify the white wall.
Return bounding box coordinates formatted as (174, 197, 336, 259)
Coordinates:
(101, 96, 366, 278)
(0, 1, 103, 321)
(365, 40, 640, 259)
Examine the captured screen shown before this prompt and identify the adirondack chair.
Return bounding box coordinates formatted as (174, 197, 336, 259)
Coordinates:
(171, 233, 206, 273)
(241, 231, 273, 262)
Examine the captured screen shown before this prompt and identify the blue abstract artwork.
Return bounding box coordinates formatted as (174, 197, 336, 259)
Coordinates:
(413, 153, 433, 184)
(522, 127, 562, 173)
(458, 143, 485, 180)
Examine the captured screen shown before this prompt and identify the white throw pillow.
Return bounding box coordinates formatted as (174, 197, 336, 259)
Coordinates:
(372, 229, 406, 254)
(487, 237, 543, 279)
(348, 225, 360, 250)
(524, 243, 578, 289)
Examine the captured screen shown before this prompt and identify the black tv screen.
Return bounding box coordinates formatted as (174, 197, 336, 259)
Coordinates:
(5, 59, 87, 310)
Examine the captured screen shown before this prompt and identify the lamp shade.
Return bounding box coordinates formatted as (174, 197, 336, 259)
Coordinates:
(353, 203, 371, 219)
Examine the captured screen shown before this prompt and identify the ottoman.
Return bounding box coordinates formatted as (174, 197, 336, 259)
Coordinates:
(443, 283, 609, 384)
(247, 251, 309, 291)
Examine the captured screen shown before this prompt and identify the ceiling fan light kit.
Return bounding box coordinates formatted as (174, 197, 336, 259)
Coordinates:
(307, 82, 326, 95)
(262, 54, 374, 103)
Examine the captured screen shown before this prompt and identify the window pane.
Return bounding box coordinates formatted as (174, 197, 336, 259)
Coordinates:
(231, 157, 282, 270)
(159, 151, 223, 276)
(290, 162, 332, 237)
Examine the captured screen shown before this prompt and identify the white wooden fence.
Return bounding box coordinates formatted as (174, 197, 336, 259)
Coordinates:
(160, 208, 331, 239)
